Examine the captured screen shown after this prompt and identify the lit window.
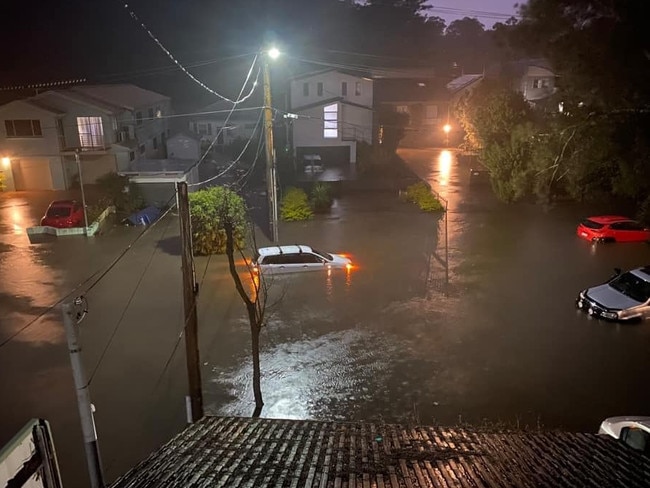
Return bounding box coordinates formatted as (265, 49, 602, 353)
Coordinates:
(323, 103, 338, 138)
(76, 117, 104, 148)
(396, 105, 409, 114)
(355, 82, 361, 96)
(4, 119, 42, 137)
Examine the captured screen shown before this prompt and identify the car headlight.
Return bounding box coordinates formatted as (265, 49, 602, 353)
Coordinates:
(579, 290, 585, 299)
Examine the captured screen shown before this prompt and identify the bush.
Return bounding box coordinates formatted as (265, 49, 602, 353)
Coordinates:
(95, 172, 145, 213)
(0, 172, 5, 191)
(189, 186, 247, 255)
(281, 187, 313, 221)
(405, 182, 445, 212)
(310, 183, 333, 212)
(86, 197, 113, 224)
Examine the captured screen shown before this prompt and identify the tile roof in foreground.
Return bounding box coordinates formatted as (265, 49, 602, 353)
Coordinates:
(110, 416, 650, 488)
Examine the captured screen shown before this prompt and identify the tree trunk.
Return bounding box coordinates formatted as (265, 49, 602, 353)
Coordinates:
(224, 221, 264, 415)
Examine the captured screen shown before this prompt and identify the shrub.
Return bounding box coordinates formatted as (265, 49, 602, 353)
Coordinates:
(86, 197, 113, 224)
(310, 183, 333, 212)
(95, 172, 145, 213)
(189, 186, 247, 255)
(405, 182, 445, 212)
(281, 187, 313, 221)
(0, 172, 5, 191)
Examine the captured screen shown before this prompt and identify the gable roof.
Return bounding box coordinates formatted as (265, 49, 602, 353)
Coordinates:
(69, 84, 169, 111)
(110, 416, 650, 488)
(446, 74, 484, 94)
(0, 98, 64, 115)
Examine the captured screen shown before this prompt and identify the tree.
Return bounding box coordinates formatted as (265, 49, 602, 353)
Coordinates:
(191, 185, 268, 414)
(378, 106, 409, 155)
(188, 186, 246, 255)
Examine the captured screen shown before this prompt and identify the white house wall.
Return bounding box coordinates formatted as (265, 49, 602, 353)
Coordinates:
(167, 135, 200, 160)
(341, 104, 373, 143)
(290, 71, 373, 110)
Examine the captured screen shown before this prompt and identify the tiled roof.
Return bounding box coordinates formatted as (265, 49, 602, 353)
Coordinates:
(110, 416, 650, 488)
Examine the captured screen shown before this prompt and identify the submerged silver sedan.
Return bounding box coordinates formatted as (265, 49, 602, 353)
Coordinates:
(576, 266, 650, 322)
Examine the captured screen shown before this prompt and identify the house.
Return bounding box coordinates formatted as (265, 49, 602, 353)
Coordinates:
(166, 131, 201, 161)
(487, 58, 557, 105)
(188, 99, 262, 151)
(375, 74, 455, 147)
(289, 69, 373, 165)
(0, 84, 170, 191)
(110, 416, 650, 487)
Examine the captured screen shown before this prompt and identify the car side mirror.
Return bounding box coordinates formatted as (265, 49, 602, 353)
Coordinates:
(614, 267, 622, 276)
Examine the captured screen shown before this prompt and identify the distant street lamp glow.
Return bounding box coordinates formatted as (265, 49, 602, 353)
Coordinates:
(443, 124, 451, 134)
(1, 157, 10, 168)
(268, 47, 280, 59)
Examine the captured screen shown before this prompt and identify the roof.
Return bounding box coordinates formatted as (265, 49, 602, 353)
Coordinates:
(0, 98, 64, 115)
(258, 245, 313, 256)
(167, 131, 201, 142)
(446, 74, 483, 94)
(110, 416, 650, 488)
(375, 78, 450, 103)
(69, 84, 169, 111)
(124, 158, 196, 174)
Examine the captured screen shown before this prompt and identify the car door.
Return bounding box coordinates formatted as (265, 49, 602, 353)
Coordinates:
(298, 252, 326, 271)
(611, 221, 645, 242)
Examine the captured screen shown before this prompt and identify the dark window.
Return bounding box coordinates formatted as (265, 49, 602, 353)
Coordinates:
(139, 144, 145, 155)
(341, 82, 347, 96)
(312, 248, 333, 261)
(136, 112, 143, 125)
(611, 221, 644, 231)
(161, 132, 166, 143)
(207, 123, 213, 135)
(317, 82, 323, 96)
(148, 108, 154, 119)
(303, 82, 309, 96)
(47, 206, 71, 217)
(609, 272, 650, 302)
(301, 253, 323, 264)
(581, 219, 604, 230)
(5, 119, 42, 137)
(129, 151, 135, 161)
(621, 427, 650, 453)
(153, 136, 158, 149)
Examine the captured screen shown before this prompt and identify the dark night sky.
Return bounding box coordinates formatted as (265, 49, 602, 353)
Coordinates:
(0, 0, 522, 106)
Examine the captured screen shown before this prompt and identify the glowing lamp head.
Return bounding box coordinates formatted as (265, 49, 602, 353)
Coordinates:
(267, 47, 280, 60)
(443, 124, 451, 134)
(1, 157, 10, 168)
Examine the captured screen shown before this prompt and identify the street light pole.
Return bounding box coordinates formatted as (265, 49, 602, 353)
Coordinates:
(75, 150, 90, 231)
(263, 49, 279, 242)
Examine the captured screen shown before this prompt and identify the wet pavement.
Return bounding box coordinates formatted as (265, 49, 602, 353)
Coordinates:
(1, 151, 650, 487)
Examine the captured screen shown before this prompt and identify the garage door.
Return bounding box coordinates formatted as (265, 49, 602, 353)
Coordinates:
(296, 146, 350, 166)
(12, 158, 54, 190)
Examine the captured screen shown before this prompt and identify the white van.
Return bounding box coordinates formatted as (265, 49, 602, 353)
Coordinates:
(253, 245, 351, 274)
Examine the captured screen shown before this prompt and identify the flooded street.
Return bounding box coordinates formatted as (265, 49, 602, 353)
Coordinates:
(1, 150, 649, 487)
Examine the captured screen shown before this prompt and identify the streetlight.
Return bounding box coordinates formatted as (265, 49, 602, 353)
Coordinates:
(263, 47, 280, 242)
(1, 157, 10, 169)
(443, 124, 451, 146)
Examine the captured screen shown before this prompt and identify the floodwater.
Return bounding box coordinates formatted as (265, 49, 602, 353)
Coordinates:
(1, 151, 650, 487)
(203, 148, 650, 433)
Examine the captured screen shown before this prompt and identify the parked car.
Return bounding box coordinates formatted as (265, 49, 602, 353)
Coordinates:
(253, 245, 351, 274)
(577, 216, 650, 243)
(303, 154, 324, 173)
(598, 416, 650, 454)
(40, 200, 85, 228)
(576, 266, 650, 321)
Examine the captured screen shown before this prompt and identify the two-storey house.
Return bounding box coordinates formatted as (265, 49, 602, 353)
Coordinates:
(0, 84, 170, 191)
(289, 69, 373, 165)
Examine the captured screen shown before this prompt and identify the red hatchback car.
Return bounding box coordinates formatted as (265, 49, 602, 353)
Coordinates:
(40, 200, 85, 228)
(577, 215, 650, 243)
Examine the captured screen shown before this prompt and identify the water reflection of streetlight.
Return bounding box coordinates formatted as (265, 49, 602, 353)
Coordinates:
(438, 150, 452, 186)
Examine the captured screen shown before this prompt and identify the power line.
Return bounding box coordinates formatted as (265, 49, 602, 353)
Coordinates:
(85, 209, 176, 387)
(118, 1, 245, 103)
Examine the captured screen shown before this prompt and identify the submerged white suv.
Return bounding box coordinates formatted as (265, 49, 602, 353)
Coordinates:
(598, 416, 650, 454)
(253, 245, 351, 274)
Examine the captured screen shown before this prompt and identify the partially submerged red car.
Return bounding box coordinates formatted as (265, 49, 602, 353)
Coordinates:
(577, 215, 650, 243)
(40, 200, 85, 228)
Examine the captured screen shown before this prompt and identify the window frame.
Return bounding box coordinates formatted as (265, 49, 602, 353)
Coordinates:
(4, 119, 43, 138)
(76, 116, 105, 148)
(323, 103, 338, 139)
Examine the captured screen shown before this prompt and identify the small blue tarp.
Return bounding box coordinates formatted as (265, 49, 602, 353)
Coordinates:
(126, 206, 162, 226)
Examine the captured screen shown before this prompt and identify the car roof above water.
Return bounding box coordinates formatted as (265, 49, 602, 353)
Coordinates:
(631, 266, 650, 280)
(587, 215, 633, 224)
(257, 245, 314, 256)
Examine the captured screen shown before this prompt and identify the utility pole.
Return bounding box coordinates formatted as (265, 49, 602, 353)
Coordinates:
(61, 302, 105, 488)
(263, 54, 279, 242)
(176, 181, 203, 422)
(75, 150, 90, 231)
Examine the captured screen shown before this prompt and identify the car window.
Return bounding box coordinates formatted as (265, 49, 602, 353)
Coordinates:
(301, 253, 323, 263)
(311, 248, 333, 261)
(47, 206, 71, 217)
(581, 219, 604, 229)
(608, 272, 650, 302)
(621, 427, 650, 453)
